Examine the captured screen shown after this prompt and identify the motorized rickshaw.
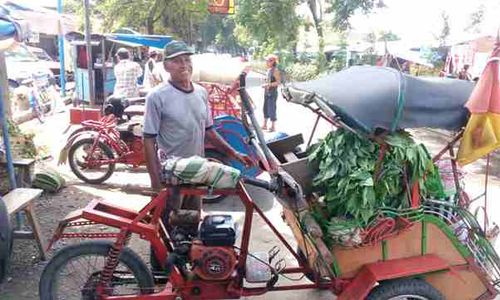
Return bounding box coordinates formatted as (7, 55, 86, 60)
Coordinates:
(39, 66, 500, 300)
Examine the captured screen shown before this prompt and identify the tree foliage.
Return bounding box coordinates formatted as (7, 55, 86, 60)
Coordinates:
(325, 0, 383, 31)
(64, 0, 209, 43)
(200, 15, 244, 54)
(235, 0, 301, 53)
(465, 5, 484, 34)
(378, 30, 400, 42)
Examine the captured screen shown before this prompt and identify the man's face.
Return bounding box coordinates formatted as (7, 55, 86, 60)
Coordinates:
(164, 54, 193, 81)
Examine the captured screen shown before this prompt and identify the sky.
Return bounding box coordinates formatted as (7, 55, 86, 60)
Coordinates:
(350, 0, 500, 46)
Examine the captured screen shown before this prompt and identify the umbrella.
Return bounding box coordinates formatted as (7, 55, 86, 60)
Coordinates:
(457, 46, 500, 165)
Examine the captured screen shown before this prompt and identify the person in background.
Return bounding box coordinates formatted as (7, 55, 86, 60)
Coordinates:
(262, 54, 281, 132)
(152, 52, 170, 84)
(113, 48, 143, 98)
(143, 49, 160, 89)
(458, 64, 472, 81)
(401, 61, 411, 74)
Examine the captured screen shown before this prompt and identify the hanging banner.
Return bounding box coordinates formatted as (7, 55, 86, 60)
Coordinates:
(208, 0, 235, 15)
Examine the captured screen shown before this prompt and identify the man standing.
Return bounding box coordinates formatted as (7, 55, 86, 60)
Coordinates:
(143, 49, 160, 89)
(113, 48, 143, 97)
(262, 54, 281, 132)
(458, 64, 472, 81)
(143, 40, 252, 269)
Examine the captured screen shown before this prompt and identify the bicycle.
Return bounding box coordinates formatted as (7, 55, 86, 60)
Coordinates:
(21, 75, 52, 123)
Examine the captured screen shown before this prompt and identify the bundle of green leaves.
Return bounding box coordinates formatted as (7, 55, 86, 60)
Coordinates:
(309, 129, 445, 227)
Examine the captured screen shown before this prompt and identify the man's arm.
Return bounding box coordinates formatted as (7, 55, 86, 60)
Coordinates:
(205, 128, 254, 166)
(143, 93, 162, 189)
(143, 136, 161, 190)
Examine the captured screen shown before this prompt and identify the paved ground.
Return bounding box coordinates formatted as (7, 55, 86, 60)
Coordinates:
(0, 69, 499, 299)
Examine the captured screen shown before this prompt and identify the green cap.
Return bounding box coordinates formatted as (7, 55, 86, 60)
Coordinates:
(163, 40, 194, 60)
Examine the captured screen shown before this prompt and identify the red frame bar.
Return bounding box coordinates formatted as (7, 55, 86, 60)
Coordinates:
(51, 182, 329, 300)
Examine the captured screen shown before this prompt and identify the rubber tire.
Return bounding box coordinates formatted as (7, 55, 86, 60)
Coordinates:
(202, 150, 229, 203)
(39, 241, 155, 300)
(366, 278, 444, 300)
(296, 247, 316, 283)
(68, 137, 116, 184)
(0, 198, 12, 283)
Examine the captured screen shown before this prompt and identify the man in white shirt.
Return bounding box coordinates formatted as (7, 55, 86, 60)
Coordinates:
(113, 48, 143, 97)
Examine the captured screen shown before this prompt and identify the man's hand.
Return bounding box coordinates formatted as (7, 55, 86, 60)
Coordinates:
(236, 152, 254, 167)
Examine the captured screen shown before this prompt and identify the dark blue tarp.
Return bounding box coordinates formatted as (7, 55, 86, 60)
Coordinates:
(285, 66, 474, 133)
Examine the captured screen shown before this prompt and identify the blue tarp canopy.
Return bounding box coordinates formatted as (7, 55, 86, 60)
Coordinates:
(105, 33, 172, 49)
(65, 31, 172, 49)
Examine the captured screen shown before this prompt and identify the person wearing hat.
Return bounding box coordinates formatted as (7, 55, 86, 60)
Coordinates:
(113, 47, 143, 97)
(143, 40, 253, 270)
(262, 54, 281, 132)
(142, 48, 161, 89)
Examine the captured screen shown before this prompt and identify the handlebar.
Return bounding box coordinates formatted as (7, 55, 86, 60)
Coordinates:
(242, 176, 277, 192)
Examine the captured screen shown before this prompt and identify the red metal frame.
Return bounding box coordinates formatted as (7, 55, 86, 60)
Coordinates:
(49, 182, 335, 299)
(200, 82, 242, 119)
(47, 179, 463, 299)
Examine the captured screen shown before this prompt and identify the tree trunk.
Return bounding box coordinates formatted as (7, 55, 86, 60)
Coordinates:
(146, 0, 163, 34)
(307, 0, 324, 49)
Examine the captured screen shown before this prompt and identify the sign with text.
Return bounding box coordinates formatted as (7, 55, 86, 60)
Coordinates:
(208, 0, 235, 15)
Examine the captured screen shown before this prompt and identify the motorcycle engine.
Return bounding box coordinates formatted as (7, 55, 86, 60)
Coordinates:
(189, 215, 238, 281)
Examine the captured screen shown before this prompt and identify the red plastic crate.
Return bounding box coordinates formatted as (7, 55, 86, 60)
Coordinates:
(69, 107, 102, 124)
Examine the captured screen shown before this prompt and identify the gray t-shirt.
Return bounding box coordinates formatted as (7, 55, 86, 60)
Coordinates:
(143, 82, 213, 158)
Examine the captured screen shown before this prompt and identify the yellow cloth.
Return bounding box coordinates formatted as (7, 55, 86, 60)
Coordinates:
(457, 113, 500, 165)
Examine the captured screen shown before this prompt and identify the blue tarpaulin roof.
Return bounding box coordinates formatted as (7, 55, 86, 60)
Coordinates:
(65, 31, 173, 49)
(105, 33, 172, 49)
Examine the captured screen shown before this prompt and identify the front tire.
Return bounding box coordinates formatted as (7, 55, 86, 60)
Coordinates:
(367, 278, 444, 300)
(39, 241, 154, 300)
(68, 137, 116, 184)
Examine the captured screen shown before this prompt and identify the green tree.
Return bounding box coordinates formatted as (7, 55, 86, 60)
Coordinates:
(326, 0, 385, 31)
(65, 0, 209, 43)
(235, 0, 301, 53)
(378, 30, 400, 42)
(201, 15, 244, 54)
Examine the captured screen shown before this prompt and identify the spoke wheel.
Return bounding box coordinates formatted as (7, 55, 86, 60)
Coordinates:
(68, 138, 116, 184)
(367, 278, 444, 300)
(39, 241, 154, 300)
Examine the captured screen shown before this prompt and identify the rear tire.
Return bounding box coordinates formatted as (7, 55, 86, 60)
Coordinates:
(202, 150, 229, 203)
(367, 278, 444, 300)
(68, 138, 116, 184)
(39, 241, 154, 300)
